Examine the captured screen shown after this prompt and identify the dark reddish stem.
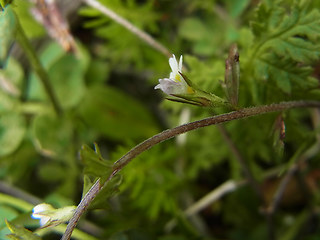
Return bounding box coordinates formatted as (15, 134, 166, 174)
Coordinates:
(61, 100, 320, 240)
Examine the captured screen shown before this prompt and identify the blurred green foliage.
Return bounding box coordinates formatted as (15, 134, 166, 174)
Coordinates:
(0, 0, 320, 239)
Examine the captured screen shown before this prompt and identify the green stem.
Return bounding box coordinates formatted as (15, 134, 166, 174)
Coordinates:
(62, 100, 320, 240)
(15, 15, 62, 116)
(0, 193, 33, 212)
(37, 224, 99, 240)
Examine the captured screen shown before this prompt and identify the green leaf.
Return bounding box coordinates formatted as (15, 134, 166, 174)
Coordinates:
(257, 2, 320, 59)
(0, 91, 15, 113)
(84, 174, 122, 210)
(0, 113, 26, 157)
(179, 17, 221, 56)
(119, 143, 179, 219)
(179, 18, 207, 42)
(80, 144, 121, 209)
(260, 6, 320, 63)
(0, 57, 24, 114)
(0, 57, 24, 97)
(85, 59, 110, 86)
(28, 42, 88, 109)
(255, 53, 316, 94)
(78, 85, 159, 141)
(79, 0, 160, 69)
(5, 220, 41, 240)
(0, 5, 17, 68)
(78, 7, 100, 18)
(38, 162, 66, 183)
(31, 114, 73, 156)
(0, 206, 18, 224)
(184, 55, 224, 93)
(267, 37, 320, 63)
(80, 144, 113, 179)
(225, 0, 251, 18)
(13, 0, 45, 38)
(250, 1, 320, 94)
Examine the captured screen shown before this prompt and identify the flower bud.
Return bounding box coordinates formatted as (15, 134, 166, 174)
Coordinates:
(32, 203, 76, 228)
(272, 114, 286, 159)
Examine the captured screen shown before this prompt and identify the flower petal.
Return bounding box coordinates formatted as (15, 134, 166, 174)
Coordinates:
(178, 55, 183, 71)
(169, 54, 178, 74)
(155, 78, 188, 95)
(33, 203, 53, 214)
(39, 216, 51, 227)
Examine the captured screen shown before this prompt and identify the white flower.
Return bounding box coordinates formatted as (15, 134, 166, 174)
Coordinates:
(32, 203, 54, 227)
(169, 54, 183, 81)
(32, 203, 76, 228)
(155, 54, 193, 95)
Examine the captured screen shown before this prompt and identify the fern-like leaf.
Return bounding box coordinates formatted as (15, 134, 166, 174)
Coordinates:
(250, 0, 320, 94)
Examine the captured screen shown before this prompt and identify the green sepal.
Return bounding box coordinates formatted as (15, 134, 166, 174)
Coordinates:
(166, 72, 230, 108)
(170, 89, 230, 108)
(179, 72, 194, 87)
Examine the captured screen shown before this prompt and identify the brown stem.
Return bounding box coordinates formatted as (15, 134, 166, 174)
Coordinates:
(114, 101, 320, 169)
(61, 179, 101, 240)
(61, 100, 320, 240)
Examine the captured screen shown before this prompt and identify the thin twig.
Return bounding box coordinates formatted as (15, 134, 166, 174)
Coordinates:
(81, 0, 171, 57)
(165, 179, 245, 232)
(268, 164, 299, 215)
(62, 178, 101, 240)
(185, 180, 244, 217)
(61, 100, 320, 240)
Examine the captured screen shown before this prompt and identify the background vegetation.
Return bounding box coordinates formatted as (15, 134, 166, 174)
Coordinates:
(0, 0, 320, 239)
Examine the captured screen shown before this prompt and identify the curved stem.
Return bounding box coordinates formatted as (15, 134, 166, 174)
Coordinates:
(113, 101, 320, 169)
(15, 15, 62, 116)
(61, 100, 320, 240)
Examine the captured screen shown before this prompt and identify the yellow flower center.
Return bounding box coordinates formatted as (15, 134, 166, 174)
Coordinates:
(174, 74, 182, 82)
(187, 86, 195, 94)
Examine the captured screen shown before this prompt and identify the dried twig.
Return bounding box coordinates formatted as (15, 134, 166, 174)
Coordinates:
(165, 179, 246, 232)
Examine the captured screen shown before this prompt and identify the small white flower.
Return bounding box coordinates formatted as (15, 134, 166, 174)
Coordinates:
(155, 54, 193, 95)
(32, 203, 54, 227)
